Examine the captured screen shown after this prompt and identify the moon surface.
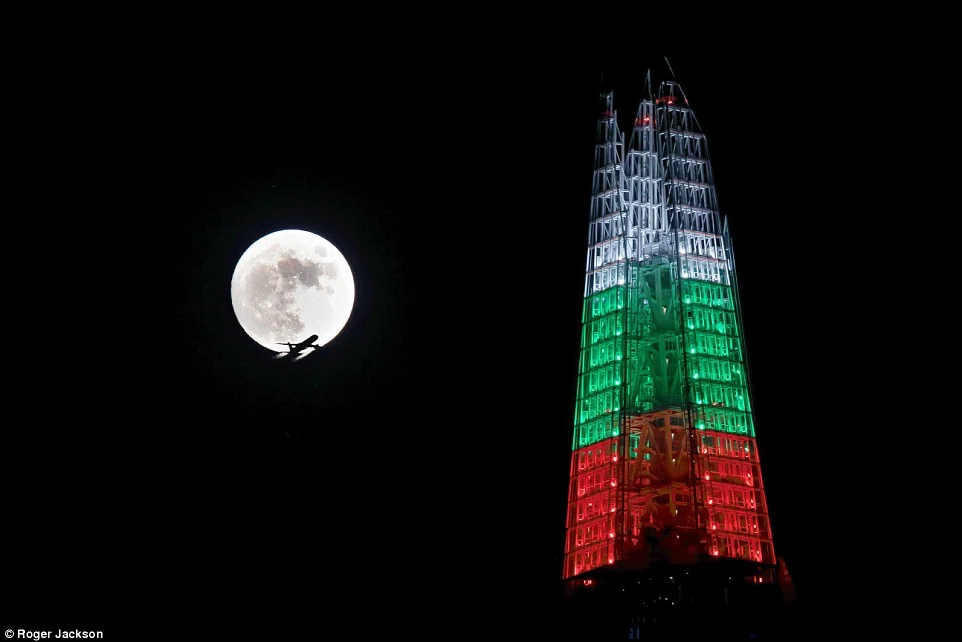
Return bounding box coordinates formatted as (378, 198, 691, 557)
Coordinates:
(231, 229, 355, 352)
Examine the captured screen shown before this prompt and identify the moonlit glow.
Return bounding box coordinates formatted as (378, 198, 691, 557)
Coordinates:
(230, 229, 355, 353)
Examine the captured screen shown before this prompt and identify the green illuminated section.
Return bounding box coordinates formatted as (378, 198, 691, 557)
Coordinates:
(682, 278, 754, 437)
(573, 285, 626, 450)
(573, 268, 755, 450)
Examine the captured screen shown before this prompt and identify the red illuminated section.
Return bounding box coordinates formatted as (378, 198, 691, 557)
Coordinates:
(699, 428, 774, 563)
(564, 436, 619, 577)
(563, 410, 775, 578)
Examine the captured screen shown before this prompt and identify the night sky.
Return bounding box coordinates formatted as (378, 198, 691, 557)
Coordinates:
(7, 42, 887, 636)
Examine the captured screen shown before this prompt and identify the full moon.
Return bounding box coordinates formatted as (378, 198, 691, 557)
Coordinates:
(230, 229, 355, 352)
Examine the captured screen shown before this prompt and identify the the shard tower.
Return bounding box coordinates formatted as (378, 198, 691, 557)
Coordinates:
(564, 81, 777, 592)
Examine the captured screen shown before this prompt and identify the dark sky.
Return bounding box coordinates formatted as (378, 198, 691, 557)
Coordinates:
(8, 40, 890, 636)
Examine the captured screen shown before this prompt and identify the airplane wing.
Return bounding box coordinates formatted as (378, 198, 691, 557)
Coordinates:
(291, 345, 319, 361)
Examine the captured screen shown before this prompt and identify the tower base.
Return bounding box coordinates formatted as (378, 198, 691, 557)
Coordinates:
(557, 558, 796, 641)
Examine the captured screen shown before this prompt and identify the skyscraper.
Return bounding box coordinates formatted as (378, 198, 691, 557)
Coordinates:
(564, 79, 777, 590)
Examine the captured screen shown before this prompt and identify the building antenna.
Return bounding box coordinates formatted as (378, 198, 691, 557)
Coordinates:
(645, 68, 652, 98)
(664, 56, 676, 80)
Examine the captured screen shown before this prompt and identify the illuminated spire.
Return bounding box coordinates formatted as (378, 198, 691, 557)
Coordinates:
(564, 80, 776, 582)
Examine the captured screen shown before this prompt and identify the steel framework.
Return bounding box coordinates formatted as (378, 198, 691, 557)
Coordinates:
(564, 83, 776, 582)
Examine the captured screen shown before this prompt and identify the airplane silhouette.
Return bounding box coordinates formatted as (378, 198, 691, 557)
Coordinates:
(274, 334, 319, 361)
